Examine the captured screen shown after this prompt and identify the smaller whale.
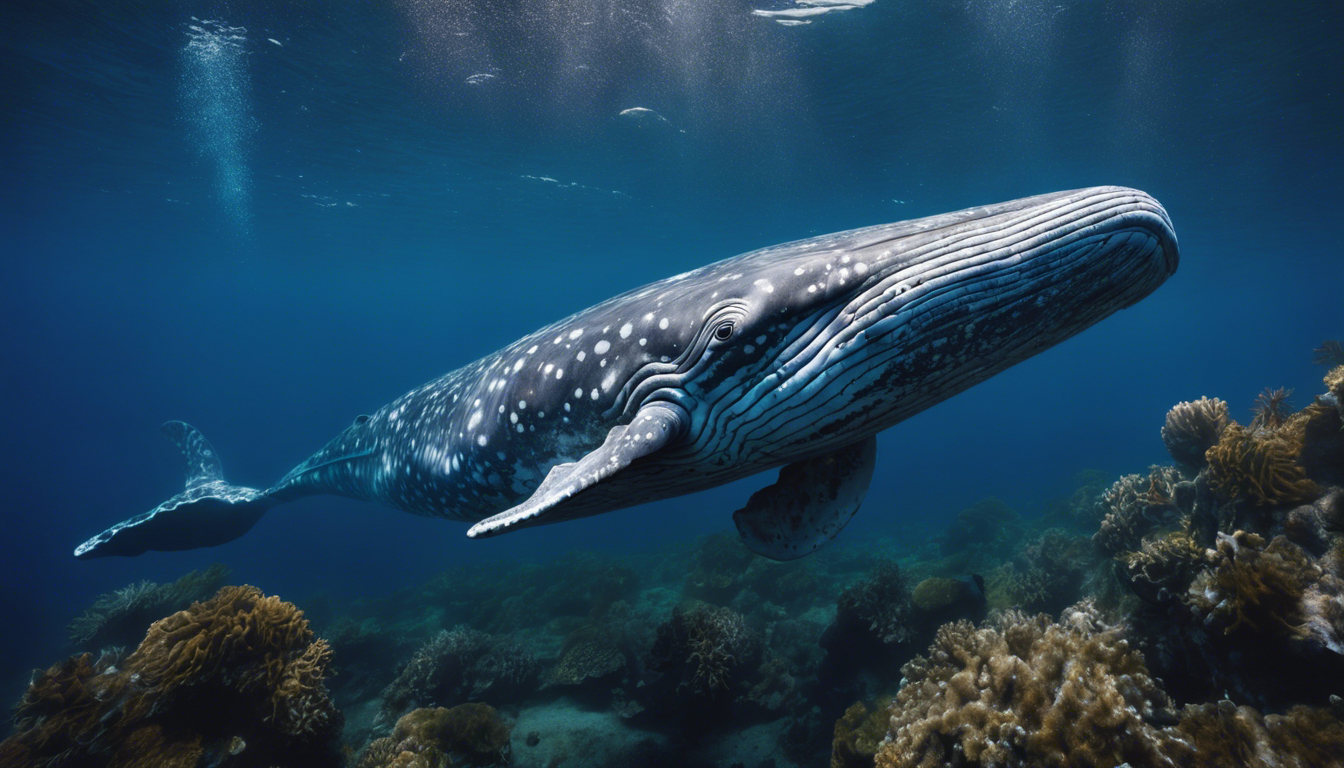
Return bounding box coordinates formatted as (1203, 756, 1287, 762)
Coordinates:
(76, 187, 1178, 561)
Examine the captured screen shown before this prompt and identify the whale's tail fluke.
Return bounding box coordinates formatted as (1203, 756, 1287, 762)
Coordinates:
(74, 422, 276, 559)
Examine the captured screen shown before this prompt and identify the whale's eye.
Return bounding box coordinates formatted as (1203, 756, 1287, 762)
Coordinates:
(713, 321, 735, 342)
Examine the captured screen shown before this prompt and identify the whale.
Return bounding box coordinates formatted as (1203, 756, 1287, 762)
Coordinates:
(75, 186, 1178, 560)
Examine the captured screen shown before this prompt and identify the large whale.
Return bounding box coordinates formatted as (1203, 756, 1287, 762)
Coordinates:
(76, 186, 1178, 560)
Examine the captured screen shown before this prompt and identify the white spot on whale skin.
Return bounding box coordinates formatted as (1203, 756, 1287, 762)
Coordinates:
(477, 434, 488, 446)
(855, 262, 868, 276)
(590, 388, 600, 400)
(574, 388, 584, 398)
(577, 351, 586, 361)
(755, 278, 775, 293)
(510, 412, 518, 424)
(545, 363, 555, 374)
(467, 411, 483, 430)
(556, 368, 564, 379)
(518, 400, 527, 409)
(512, 359, 524, 372)
(659, 318, 669, 330)
(594, 339, 611, 355)
(516, 424, 525, 433)
(527, 345, 538, 354)
(620, 323, 632, 339)
(602, 371, 617, 391)
(569, 328, 584, 340)
(794, 267, 805, 276)
(564, 402, 571, 412)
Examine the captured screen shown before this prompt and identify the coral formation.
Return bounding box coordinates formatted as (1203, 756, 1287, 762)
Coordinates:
(1161, 396, 1229, 473)
(1205, 421, 1320, 508)
(67, 563, 231, 648)
(542, 625, 627, 690)
(356, 704, 513, 768)
(646, 603, 761, 700)
(1093, 466, 1185, 556)
(830, 701, 890, 768)
(0, 585, 342, 768)
(832, 561, 913, 645)
(379, 626, 537, 725)
(1187, 530, 1344, 655)
(1165, 700, 1344, 767)
(1120, 525, 1210, 605)
(987, 529, 1092, 614)
(874, 600, 1178, 768)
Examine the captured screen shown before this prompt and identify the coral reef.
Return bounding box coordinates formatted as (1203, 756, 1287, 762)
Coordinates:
(0, 585, 342, 768)
(830, 701, 890, 768)
(832, 561, 913, 646)
(357, 704, 513, 768)
(1187, 530, 1344, 656)
(67, 563, 231, 648)
(1161, 396, 1230, 473)
(646, 604, 761, 701)
(1119, 525, 1210, 605)
(1093, 466, 1185, 556)
(874, 600, 1179, 768)
(1205, 420, 1320, 508)
(1165, 700, 1344, 767)
(379, 626, 537, 725)
(542, 625, 627, 692)
(987, 529, 1092, 614)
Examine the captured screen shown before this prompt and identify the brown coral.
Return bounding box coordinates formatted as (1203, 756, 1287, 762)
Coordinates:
(1205, 420, 1320, 508)
(0, 586, 342, 768)
(1165, 700, 1344, 767)
(1161, 396, 1229, 472)
(874, 601, 1180, 768)
(1120, 525, 1210, 605)
(357, 704, 513, 768)
(1187, 530, 1344, 654)
(831, 701, 891, 768)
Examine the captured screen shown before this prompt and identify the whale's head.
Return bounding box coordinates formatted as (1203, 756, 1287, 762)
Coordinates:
(560, 186, 1178, 470)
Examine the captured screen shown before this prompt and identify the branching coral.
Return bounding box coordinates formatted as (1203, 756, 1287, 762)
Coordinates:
(357, 704, 513, 768)
(1165, 700, 1344, 767)
(835, 561, 914, 645)
(1186, 531, 1344, 654)
(0, 586, 342, 768)
(1094, 467, 1185, 556)
(874, 600, 1180, 768)
(647, 604, 761, 699)
(1120, 526, 1211, 605)
(67, 563, 231, 648)
(379, 626, 537, 724)
(1161, 397, 1230, 473)
(1205, 418, 1320, 508)
(989, 529, 1092, 614)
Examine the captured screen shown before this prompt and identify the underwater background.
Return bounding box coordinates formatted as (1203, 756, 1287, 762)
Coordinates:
(2, 0, 1342, 765)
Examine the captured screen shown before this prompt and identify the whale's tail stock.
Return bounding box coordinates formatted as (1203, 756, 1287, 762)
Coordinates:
(74, 421, 276, 559)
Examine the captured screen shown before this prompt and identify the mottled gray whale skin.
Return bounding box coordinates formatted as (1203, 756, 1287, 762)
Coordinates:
(76, 186, 1178, 560)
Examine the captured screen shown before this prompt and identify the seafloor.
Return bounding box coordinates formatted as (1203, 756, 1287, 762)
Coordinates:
(4, 350, 1344, 767)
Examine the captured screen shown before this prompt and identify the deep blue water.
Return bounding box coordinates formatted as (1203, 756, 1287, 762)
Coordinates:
(2, 0, 1340, 699)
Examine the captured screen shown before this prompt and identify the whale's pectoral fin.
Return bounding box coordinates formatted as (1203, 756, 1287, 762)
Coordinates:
(732, 435, 878, 561)
(74, 422, 276, 559)
(467, 402, 691, 538)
